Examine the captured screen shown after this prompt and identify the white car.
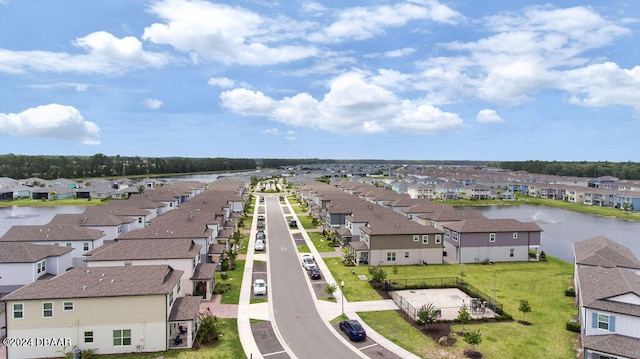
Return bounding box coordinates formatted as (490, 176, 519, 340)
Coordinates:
(302, 256, 316, 271)
(253, 279, 267, 295)
(255, 239, 265, 251)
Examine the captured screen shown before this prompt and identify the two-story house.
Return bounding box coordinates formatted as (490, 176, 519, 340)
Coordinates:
(1, 265, 203, 358)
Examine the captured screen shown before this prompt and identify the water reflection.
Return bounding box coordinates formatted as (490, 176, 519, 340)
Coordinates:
(0, 206, 86, 237)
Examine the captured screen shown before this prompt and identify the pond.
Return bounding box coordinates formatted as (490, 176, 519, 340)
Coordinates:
(460, 204, 640, 263)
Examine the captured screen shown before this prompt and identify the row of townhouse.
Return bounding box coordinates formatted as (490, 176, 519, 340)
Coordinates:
(300, 180, 542, 266)
(572, 236, 640, 359)
(0, 179, 249, 358)
(0, 176, 177, 201)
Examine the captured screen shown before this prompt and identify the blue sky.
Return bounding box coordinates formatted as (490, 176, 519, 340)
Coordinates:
(0, 0, 639, 161)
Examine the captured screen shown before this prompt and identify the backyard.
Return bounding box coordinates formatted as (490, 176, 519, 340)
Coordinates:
(326, 256, 578, 359)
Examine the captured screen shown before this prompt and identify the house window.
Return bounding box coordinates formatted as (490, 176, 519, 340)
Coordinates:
(510, 248, 514, 257)
(124, 262, 132, 267)
(489, 233, 496, 242)
(54, 242, 60, 246)
(413, 235, 419, 242)
(37, 260, 46, 274)
(42, 302, 53, 318)
(405, 252, 410, 258)
(63, 301, 74, 311)
(113, 329, 132, 346)
(138, 217, 143, 224)
(83, 242, 90, 251)
(422, 235, 429, 244)
(435, 235, 442, 244)
(513, 233, 518, 239)
(387, 252, 396, 262)
(598, 314, 611, 330)
(66, 243, 72, 247)
(444, 229, 450, 238)
(452, 232, 458, 241)
(84, 331, 94, 343)
(117, 225, 122, 234)
(177, 281, 181, 294)
(169, 291, 174, 306)
(12, 303, 24, 319)
(430, 221, 436, 228)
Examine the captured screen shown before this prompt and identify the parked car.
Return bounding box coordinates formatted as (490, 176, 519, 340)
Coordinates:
(339, 320, 366, 341)
(259, 196, 264, 202)
(258, 215, 265, 220)
(308, 267, 321, 280)
(302, 256, 316, 271)
(257, 231, 265, 241)
(257, 221, 265, 229)
(253, 279, 267, 295)
(255, 239, 265, 251)
(289, 219, 297, 228)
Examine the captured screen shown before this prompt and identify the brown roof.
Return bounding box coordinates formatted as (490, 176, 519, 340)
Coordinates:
(84, 238, 201, 261)
(1, 265, 183, 301)
(117, 210, 214, 240)
(573, 236, 640, 269)
(169, 296, 202, 321)
(443, 218, 542, 233)
(208, 243, 226, 255)
(0, 242, 73, 263)
(582, 334, 640, 359)
(361, 216, 443, 235)
(577, 266, 640, 317)
(0, 224, 105, 242)
(192, 263, 217, 280)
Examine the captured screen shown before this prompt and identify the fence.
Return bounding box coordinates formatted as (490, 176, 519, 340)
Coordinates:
(386, 277, 504, 316)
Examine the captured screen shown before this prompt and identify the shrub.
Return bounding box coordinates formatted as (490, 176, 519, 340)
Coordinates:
(463, 329, 483, 346)
(194, 312, 220, 347)
(213, 282, 231, 294)
(220, 272, 228, 281)
(566, 321, 581, 332)
(565, 288, 576, 297)
(495, 313, 513, 321)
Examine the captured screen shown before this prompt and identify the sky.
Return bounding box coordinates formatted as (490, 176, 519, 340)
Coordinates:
(0, 0, 639, 161)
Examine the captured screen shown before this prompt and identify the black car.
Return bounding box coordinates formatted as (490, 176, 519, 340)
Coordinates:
(257, 221, 264, 229)
(308, 267, 321, 280)
(339, 320, 366, 341)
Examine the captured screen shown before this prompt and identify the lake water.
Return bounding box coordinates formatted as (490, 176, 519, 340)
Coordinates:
(0, 206, 86, 237)
(1, 204, 638, 264)
(461, 205, 640, 263)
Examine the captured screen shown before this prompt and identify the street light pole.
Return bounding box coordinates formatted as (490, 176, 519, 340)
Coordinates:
(341, 280, 345, 317)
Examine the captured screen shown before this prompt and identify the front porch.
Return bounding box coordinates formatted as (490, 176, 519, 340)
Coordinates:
(192, 263, 217, 300)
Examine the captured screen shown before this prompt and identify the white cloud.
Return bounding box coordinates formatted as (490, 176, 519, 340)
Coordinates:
(422, 6, 632, 106)
(220, 71, 464, 134)
(0, 31, 171, 75)
(264, 128, 279, 136)
(384, 47, 416, 58)
(301, 1, 327, 16)
(143, 0, 318, 65)
(560, 62, 640, 114)
(284, 130, 298, 141)
(208, 77, 236, 88)
(0, 104, 100, 144)
(26, 83, 91, 92)
(476, 109, 503, 123)
(142, 98, 163, 110)
(309, 1, 461, 43)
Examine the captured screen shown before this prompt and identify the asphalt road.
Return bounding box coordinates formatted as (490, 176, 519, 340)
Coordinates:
(265, 195, 364, 359)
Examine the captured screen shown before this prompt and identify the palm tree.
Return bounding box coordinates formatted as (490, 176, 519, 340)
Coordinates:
(223, 247, 238, 270)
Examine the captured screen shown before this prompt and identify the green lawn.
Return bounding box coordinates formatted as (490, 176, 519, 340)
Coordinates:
(96, 318, 243, 359)
(307, 231, 339, 253)
(216, 260, 246, 305)
(0, 197, 108, 207)
(331, 257, 577, 359)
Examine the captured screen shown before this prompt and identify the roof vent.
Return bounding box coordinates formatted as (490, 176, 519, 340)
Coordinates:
(111, 279, 115, 283)
(82, 285, 87, 290)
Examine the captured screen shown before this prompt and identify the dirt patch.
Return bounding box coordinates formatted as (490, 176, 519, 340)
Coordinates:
(463, 349, 483, 358)
(517, 320, 532, 326)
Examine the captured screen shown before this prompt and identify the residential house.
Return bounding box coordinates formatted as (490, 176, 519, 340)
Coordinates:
(1, 265, 201, 358)
(30, 185, 76, 200)
(0, 242, 74, 296)
(0, 224, 106, 266)
(83, 238, 214, 299)
(357, 215, 444, 266)
(442, 218, 542, 264)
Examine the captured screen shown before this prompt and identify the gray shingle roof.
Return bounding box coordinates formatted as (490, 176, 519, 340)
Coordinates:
(192, 263, 216, 280)
(577, 265, 640, 317)
(168, 296, 202, 321)
(0, 224, 105, 242)
(0, 242, 73, 263)
(84, 238, 201, 261)
(1, 265, 183, 300)
(573, 236, 640, 269)
(582, 334, 640, 358)
(443, 218, 542, 233)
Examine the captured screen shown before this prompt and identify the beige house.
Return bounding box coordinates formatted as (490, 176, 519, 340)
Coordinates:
(1, 265, 201, 358)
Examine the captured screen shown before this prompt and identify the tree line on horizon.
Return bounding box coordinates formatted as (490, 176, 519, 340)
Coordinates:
(488, 160, 640, 180)
(0, 154, 638, 181)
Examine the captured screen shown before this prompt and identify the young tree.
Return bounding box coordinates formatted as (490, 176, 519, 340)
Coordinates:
(223, 247, 238, 270)
(519, 299, 532, 321)
(368, 265, 388, 287)
(324, 282, 337, 299)
(416, 303, 441, 331)
(463, 329, 483, 346)
(457, 302, 472, 331)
